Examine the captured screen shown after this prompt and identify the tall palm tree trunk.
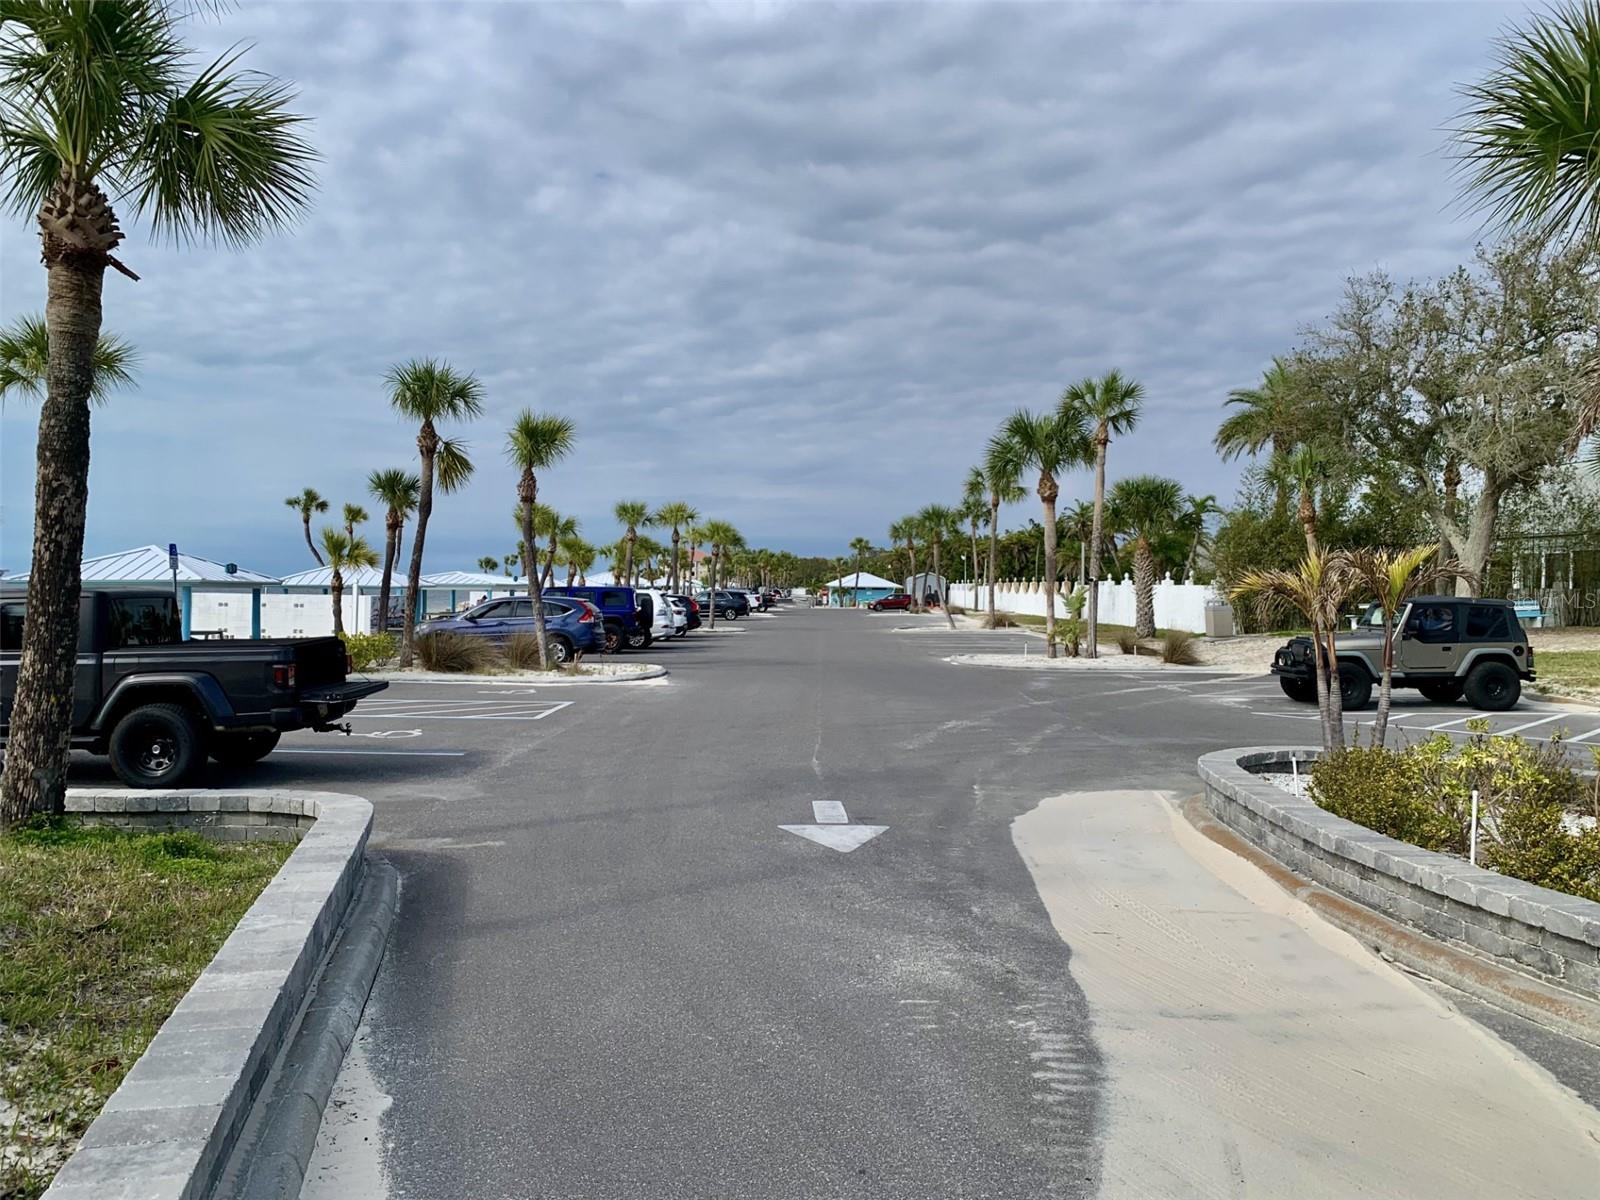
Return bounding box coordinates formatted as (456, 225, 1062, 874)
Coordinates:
(707, 551, 719, 629)
(1309, 616, 1334, 751)
(1133, 538, 1156, 638)
(377, 517, 399, 636)
(908, 543, 919, 611)
(331, 568, 346, 636)
(671, 529, 681, 593)
(1373, 625, 1396, 748)
(1324, 627, 1345, 749)
(519, 476, 550, 669)
(935, 540, 956, 629)
(1040, 476, 1060, 659)
(303, 516, 324, 565)
(1086, 440, 1108, 658)
(1, 253, 104, 824)
(987, 497, 1000, 624)
(398, 423, 437, 669)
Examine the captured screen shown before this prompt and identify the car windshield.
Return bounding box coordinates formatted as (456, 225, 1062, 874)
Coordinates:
(1355, 602, 1386, 629)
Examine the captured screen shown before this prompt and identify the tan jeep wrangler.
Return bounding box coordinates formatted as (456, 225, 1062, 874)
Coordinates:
(1270, 596, 1534, 712)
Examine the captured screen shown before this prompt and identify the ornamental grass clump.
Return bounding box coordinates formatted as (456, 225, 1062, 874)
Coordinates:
(414, 631, 493, 674)
(1310, 732, 1600, 902)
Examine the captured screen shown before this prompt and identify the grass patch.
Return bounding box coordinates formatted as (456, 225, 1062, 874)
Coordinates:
(1, 822, 292, 1198)
(997, 612, 1200, 640)
(1535, 650, 1600, 693)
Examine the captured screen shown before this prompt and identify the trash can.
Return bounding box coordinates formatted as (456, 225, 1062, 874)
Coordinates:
(1204, 601, 1235, 638)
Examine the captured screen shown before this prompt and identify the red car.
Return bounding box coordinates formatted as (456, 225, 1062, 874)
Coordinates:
(868, 593, 914, 611)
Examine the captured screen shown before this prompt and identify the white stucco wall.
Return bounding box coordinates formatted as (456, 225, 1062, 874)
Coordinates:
(946, 576, 1220, 633)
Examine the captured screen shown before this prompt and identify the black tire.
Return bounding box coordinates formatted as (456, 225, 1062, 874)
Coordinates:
(546, 635, 574, 666)
(1279, 677, 1317, 704)
(624, 627, 650, 651)
(108, 703, 206, 788)
(602, 623, 622, 654)
(1416, 679, 1464, 704)
(1463, 661, 1521, 712)
(722, 607, 738, 620)
(1335, 664, 1373, 711)
(209, 729, 281, 767)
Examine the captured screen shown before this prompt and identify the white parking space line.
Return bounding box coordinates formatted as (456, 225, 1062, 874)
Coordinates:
(1566, 726, 1600, 744)
(1424, 715, 1476, 731)
(1495, 713, 1568, 736)
(351, 699, 574, 722)
(275, 748, 467, 757)
(813, 800, 849, 824)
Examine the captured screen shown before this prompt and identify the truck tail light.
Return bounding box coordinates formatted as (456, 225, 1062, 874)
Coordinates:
(273, 663, 296, 689)
(346, 650, 355, 674)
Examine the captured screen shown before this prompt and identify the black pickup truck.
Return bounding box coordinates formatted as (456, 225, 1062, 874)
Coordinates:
(0, 588, 386, 787)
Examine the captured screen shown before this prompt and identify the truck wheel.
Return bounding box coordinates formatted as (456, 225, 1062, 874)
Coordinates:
(1335, 665, 1372, 711)
(210, 730, 282, 766)
(109, 703, 206, 788)
(1279, 677, 1317, 704)
(1464, 661, 1520, 711)
(1416, 679, 1464, 704)
(602, 624, 622, 654)
(624, 628, 650, 651)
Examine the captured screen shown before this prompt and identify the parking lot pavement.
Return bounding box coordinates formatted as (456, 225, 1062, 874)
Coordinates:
(298, 607, 1600, 1199)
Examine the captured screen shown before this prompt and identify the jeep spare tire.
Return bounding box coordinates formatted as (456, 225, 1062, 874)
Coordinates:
(1463, 661, 1520, 711)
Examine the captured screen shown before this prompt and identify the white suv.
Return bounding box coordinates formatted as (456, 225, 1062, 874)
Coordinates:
(635, 588, 684, 644)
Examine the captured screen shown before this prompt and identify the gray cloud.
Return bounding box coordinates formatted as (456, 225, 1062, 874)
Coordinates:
(1, 0, 1522, 574)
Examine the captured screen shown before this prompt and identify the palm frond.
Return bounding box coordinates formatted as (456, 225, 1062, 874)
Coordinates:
(435, 437, 474, 494)
(505, 408, 576, 471)
(386, 358, 485, 423)
(1454, 1, 1600, 246)
(0, 312, 136, 404)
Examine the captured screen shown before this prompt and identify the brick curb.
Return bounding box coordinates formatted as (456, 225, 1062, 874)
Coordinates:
(42, 789, 373, 1200)
(1198, 748, 1600, 1005)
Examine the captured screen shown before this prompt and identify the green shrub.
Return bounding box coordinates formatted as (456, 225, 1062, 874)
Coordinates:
(340, 631, 397, 672)
(1160, 630, 1200, 665)
(414, 631, 493, 673)
(1310, 733, 1600, 902)
(982, 613, 1017, 629)
(1116, 630, 1139, 656)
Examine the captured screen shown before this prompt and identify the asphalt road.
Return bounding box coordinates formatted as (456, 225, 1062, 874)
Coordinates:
(154, 606, 1600, 1199)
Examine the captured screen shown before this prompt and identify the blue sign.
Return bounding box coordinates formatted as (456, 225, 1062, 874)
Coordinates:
(168, 543, 179, 571)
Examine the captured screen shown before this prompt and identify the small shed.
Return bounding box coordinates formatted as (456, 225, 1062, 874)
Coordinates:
(274, 565, 391, 637)
(821, 571, 900, 607)
(905, 572, 949, 605)
(13, 545, 280, 639)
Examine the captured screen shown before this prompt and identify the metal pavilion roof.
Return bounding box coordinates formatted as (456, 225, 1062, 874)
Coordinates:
(419, 571, 527, 589)
(14, 545, 279, 587)
(820, 571, 899, 590)
(278, 565, 389, 588)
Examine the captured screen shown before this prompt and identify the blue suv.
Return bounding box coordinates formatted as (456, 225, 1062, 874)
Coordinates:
(544, 585, 654, 652)
(416, 595, 602, 664)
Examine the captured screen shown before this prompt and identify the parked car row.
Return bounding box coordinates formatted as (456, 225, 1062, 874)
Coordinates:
(415, 584, 787, 661)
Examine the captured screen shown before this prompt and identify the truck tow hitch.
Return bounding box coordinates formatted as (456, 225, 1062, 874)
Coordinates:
(313, 721, 354, 735)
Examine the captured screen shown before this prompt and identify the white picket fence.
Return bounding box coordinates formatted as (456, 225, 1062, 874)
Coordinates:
(946, 576, 1220, 634)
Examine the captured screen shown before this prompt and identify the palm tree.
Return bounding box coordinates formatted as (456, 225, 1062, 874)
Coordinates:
(848, 536, 872, 607)
(686, 524, 708, 591)
(1060, 500, 1097, 587)
(285, 488, 330, 565)
(0, 314, 136, 403)
(342, 503, 368, 539)
(508, 410, 577, 669)
(388, 359, 482, 667)
(653, 502, 699, 592)
(1215, 359, 1304, 466)
(1454, 3, 1600, 451)
(918, 505, 960, 629)
(978, 449, 1026, 625)
(477, 556, 500, 574)
(367, 468, 420, 639)
(1179, 493, 1222, 582)
(888, 517, 917, 606)
(318, 529, 379, 637)
(959, 467, 988, 588)
(700, 520, 743, 628)
(989, 407, 1089, 657)
(1231, 551, 1360, 752)
(614, 499, 650, 586)
(1268, 445, 1325, 555)
(504, 550, 520, 582)
(0, 1, 315, 824)
(1347, 547, 1474, 747)
(1108, 476, 1183, 639)
(534, 506, 578, 589)
(1062, 371, 1144, 659)
(560, 537, 596, 585)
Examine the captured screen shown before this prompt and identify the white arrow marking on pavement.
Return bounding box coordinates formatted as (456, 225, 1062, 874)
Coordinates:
(780, 800, 887, 852)
(362, 729, 423, 739)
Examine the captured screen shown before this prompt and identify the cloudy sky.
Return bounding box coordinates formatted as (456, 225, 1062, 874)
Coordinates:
(0, 0, 1528, 575)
